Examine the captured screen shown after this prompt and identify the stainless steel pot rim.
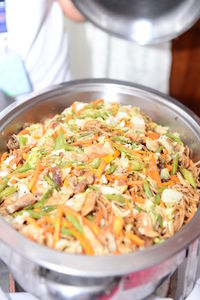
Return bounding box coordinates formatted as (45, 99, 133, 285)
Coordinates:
(0, 78, 200, 278)
(72, 0, 200, 44)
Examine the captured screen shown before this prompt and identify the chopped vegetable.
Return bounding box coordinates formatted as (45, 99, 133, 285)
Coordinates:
(44, 174, 60, 191)
(90, 158, 101, 169)
(105, 164, 117, 175)
(180, 167, 196, 189)
(125, 231, 145, 247)
(19, 136, 27, 148)
(0, 186, 16, 202)
(160, 168, 170, 180)
(0, 99, 199, 256)
(35, 188, 54, 207)
(113, 215, 124, 236)
(55, 130, 66, 150)
(165, 133, 183, 145)
(144, 180, 153, 198)
(171, 154, 179, 175)
(105, 194, 126, 204)
(28, 159, 41, 192)
(0, 177, 9, 193)
(66, 213, 83, 234)
(61, 227, 73, 237)
(130, 160, 144, 171)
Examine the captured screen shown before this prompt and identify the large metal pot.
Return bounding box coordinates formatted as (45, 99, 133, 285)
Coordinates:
(72, 0, 200, 44)
(0, 79, 200, 300)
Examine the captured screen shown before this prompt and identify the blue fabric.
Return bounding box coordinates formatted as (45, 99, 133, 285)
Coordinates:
(0, 1, 7, 33)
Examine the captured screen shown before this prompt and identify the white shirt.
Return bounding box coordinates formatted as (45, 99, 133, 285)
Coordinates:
(6, 0, 71, 92)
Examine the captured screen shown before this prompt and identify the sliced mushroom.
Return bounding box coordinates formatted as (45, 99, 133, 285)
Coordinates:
(6, 194, 37, 214)
(7, 135, 19, 150)
(52, 167, 62, 187)
(81, 191, 99, 216)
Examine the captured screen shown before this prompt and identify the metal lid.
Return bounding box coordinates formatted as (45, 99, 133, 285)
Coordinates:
(72, 0, 200, 44)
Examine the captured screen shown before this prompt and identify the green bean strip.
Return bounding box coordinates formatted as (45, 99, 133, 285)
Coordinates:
(44, 175, 59, 191)
(0, 177, 9, 193)
(66, 213, 83, 234)
(61, 227, 73, 237)
(171, 154, 179, 175)
(165, 133, 183, 145)
(144, 180, 153, 198)
(35, 188, 54, 208)
(0, 186, 16, 203)
(105, 164, 117, 175)
(105, 194, 126, 204)
(180, 167, 196, 189)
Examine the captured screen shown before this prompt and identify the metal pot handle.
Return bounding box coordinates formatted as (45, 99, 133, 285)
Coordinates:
(39, 270, 119, 300)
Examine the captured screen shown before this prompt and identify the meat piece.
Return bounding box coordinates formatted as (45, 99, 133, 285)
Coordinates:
(83, 120, 102, 131)
(68, 176, 78, 190)
(68, 171, 94, 195)
(157, 156, 165, 171)
(74, 180, 88, 194)
(84, 142, 113, 159)
(81, 191, 99, 216)
(137, 212, 158, 238)
(84, 172, 94, 185)
(64, 152, 88, 162)
(7, 135, 19, 150)
(52, 167, 62, 187)
(6, 194, 37, 214)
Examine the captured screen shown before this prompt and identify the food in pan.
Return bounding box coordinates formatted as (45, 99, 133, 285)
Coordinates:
(0, 99, 199, 255)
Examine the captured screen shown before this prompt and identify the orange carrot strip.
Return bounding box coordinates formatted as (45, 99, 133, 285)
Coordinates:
(160, 201, 165, 208)
(161, 181, 174, 187)
(125, 231, 145, 247)
(95, 159, 107, 178)
(72, 139, 93, 146)
(135, 196, 145, 204)
(18, 129, 30, 136)
(66, 114, 72, 123)
(95, 209, 103, 227)
(82, 218, 100, 236)
(106, 174, 127, 181)
(1, 152, 8, 163)
(166, 164, 172, 172)
(170, 175, 180, 183)
(90, 98, 104, 106)
(9, 155, 22, 168)
(42, 123, 45, 135)
(70, 228, 94, 255)
(147, 154, 162, 187)
(53, 206, 63, 247)
(113, 215, 124, 236)
(146, 132, 160, 140)
(28, 159, 41, 192)
(26, 217, 39, 229)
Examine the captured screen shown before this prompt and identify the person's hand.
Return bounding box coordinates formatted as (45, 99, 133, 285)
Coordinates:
(58, 0, 85, 22)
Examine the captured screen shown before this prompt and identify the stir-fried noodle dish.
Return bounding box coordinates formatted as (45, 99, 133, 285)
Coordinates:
(0, 99, 199, 255)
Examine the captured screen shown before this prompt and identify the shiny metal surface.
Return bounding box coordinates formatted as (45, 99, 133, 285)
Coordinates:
(72, 0, 200, 44)
(0, 79, 200, 299)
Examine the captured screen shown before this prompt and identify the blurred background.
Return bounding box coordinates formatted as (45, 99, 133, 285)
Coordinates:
(65, 18, 200, 115)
